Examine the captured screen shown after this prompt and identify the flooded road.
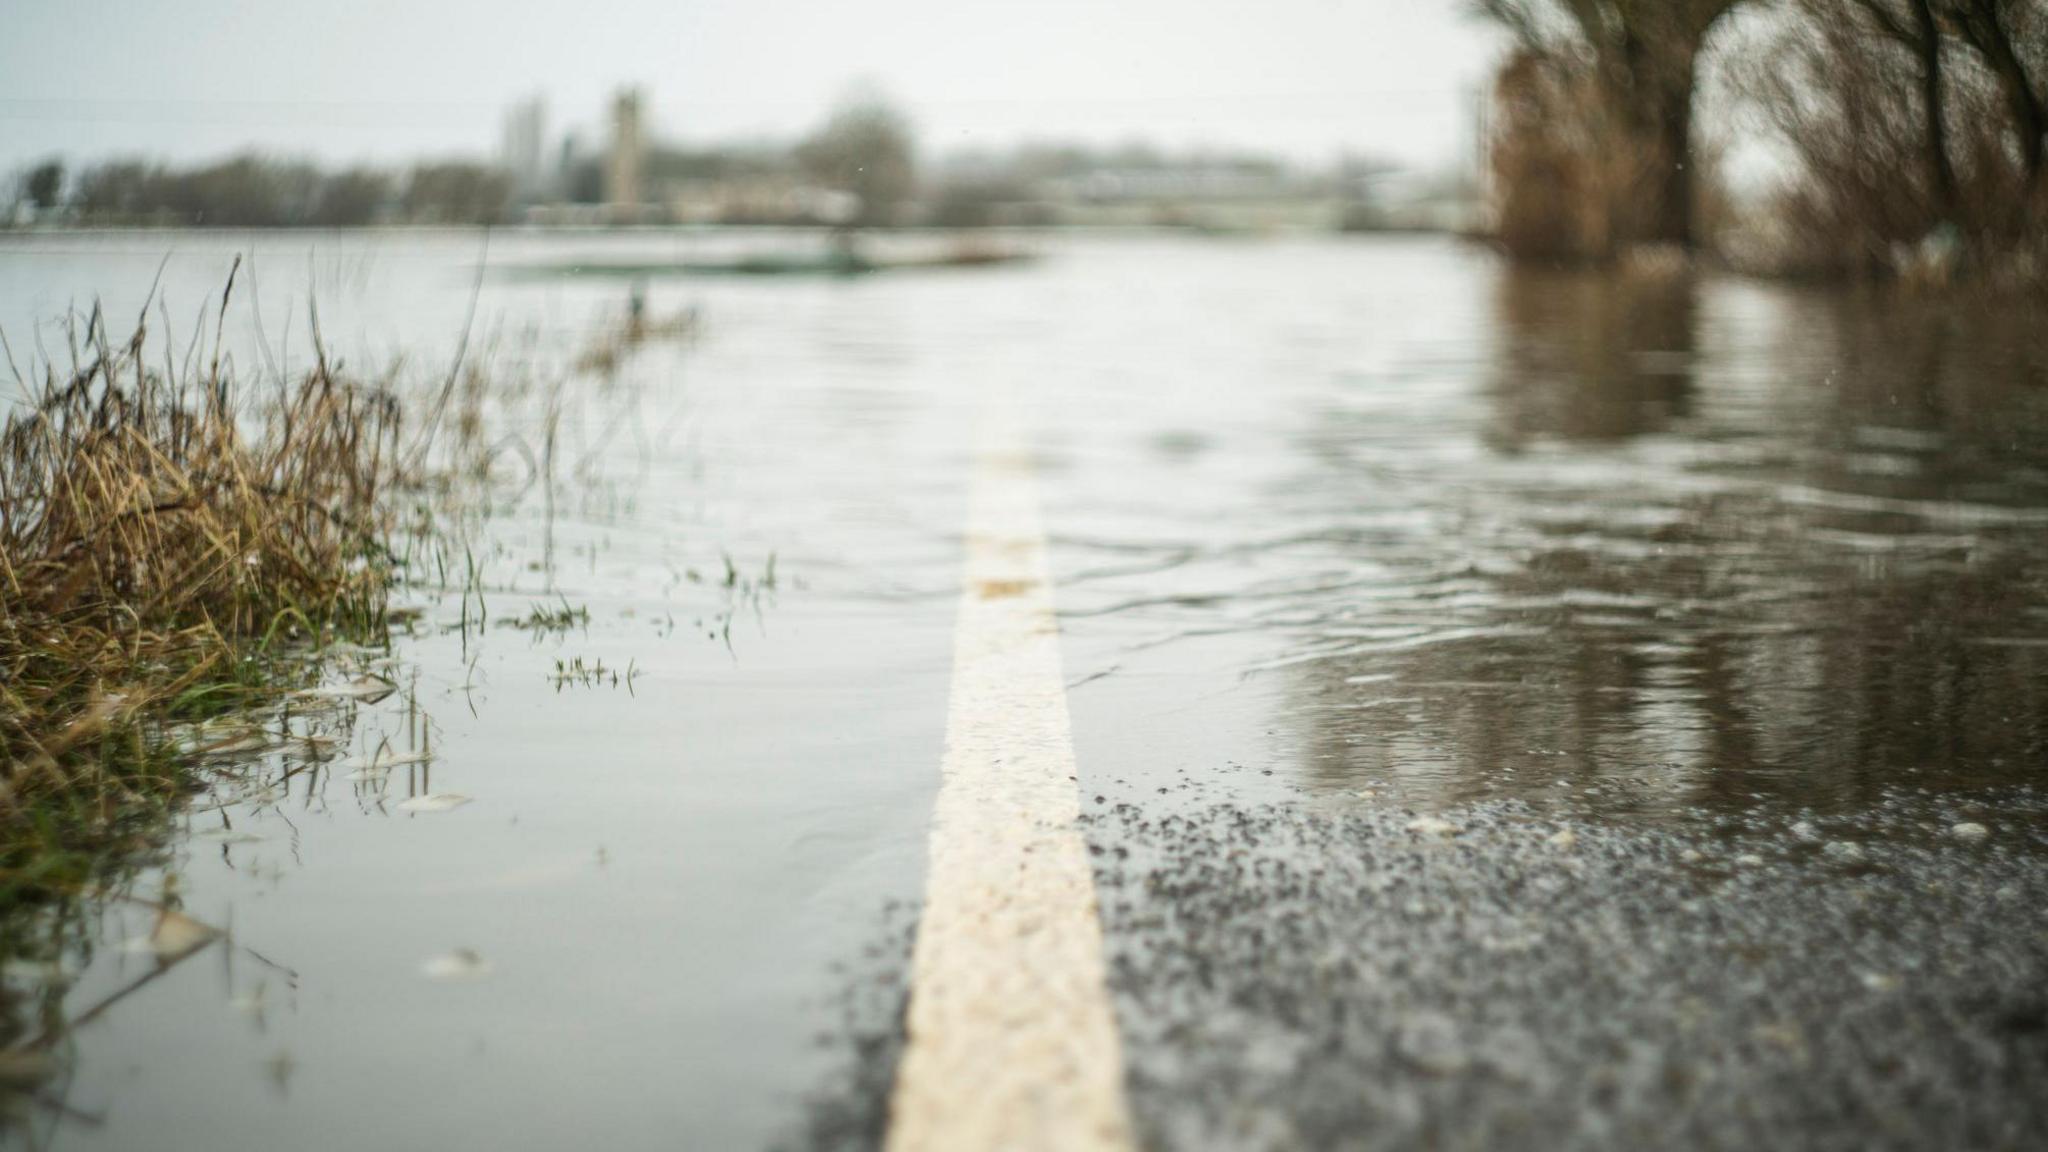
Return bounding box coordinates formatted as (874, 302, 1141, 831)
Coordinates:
(1, 231, 2044, 1149)
(1031, 247, 2048, 819)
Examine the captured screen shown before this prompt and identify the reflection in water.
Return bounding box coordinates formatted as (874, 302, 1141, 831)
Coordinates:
(1283, 267, 2048, 817)
(0, 670, 432, 1137)
(1484, 266, 1697, 448)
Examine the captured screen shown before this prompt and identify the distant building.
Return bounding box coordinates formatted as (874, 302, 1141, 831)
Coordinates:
(501, 95, 549, 200)
(607, 88, 644, 218)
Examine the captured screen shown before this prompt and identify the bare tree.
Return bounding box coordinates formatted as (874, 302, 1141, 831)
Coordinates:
(313, 168, 393, 227)
(796, 94, 917, 228)
(1737, 0, 2032, 274)
(1939, 0, 2046, 186)
(1840, 0, 1960, 219)
(23, 160, 63, 211)
(403, 163, 513, 226)
(1475, 0, 1748, 253)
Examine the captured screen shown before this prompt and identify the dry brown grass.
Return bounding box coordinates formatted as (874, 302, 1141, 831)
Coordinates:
(0, 259, 706, 915)
(1488, 46, 1739, 266)
(572, 300, 700, 377)
(1488, 48, 1626, 263)
(0, 263, 403, 846)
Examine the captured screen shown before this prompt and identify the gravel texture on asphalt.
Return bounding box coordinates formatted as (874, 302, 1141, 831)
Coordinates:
(1085, 790, 2048, 1152)
(783, 788, 2048, 1152)
(774, 907, 916, 1152)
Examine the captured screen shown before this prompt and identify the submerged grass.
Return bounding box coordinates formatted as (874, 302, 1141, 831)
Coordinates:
(0, 263, 710, 916)
(0, 259, 720, 1127)
(0, 262, 405, 910)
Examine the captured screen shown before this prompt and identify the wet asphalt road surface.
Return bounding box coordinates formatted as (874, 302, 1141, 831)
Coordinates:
(1088, 790, 2048, 1152)
(792, 786, 2048, 1152)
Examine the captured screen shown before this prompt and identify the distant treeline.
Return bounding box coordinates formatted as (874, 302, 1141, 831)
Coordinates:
(1477, 0, 2047, 284)
(13, 155, 515, 227)
(7, 90, 1412, 235)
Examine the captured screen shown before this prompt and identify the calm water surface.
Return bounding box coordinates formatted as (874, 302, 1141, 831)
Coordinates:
(0, 231, 2043, 1148)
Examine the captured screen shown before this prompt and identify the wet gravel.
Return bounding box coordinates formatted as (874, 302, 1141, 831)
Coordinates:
(774, 907, 916, 1152)
(1085, 790, 2048, 1152)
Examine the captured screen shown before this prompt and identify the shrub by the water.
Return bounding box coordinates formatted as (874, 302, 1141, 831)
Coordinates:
(0, 267, 405, 904)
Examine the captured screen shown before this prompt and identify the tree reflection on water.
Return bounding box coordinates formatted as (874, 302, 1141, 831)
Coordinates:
(1283, 267, 2048, 817)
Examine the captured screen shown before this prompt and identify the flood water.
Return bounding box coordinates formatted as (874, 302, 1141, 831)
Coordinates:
(1, 231, 2044, 1149)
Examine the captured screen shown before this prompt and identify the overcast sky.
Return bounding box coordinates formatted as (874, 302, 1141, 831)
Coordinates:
(1, 0, 1501, 174)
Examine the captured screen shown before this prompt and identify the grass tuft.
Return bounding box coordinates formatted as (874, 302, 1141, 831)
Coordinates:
(0, 267, 404, 908)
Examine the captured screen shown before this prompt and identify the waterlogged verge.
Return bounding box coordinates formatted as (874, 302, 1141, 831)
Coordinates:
(0, 263, 741, 1132)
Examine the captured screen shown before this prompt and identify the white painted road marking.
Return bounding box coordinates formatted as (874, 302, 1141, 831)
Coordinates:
(884, 414, 1136, 1152)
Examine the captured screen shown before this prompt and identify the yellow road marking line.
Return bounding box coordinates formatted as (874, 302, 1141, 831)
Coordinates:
(884, 409, 1136, 1152)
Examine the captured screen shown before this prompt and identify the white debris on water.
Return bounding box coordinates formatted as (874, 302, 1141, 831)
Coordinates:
(1546, 828, 1578, 851)
(121, 909, 219, 963)
(1950, 822, 1990, 843)
(193, 828, 266, 845)
(422, 948, 492, 982)
(1791, 820, 1821, 843)
(198, 731, 271, 758)
(296, 676, 397, 703)
(1734, 853, 1766, 868)
(397, 793, 472, 814)
(345, 750, 431, 781)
